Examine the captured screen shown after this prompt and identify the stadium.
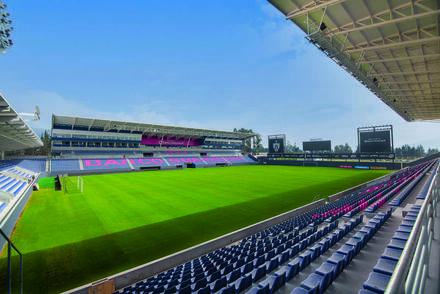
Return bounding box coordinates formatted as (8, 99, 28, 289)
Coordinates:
(1, 1, 439, 294)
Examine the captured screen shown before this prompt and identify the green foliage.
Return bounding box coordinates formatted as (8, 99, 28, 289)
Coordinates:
(334, 143, 353, 153)
(427, 148, 440, 156)
(233, 127, 262, 153)
(394, 144, 428, 158)
(285, 141, 302, 152)
(37, 129, 51, 155)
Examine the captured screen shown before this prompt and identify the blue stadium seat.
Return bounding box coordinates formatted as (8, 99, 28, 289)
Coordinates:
(336, 244, 355, 264)
(192, 277, 207, 292)
(300, 273, 325, 294)
(252, 265, 267, 282)
(178, 285, 192, 294)
(363, 272, 391, 293)
(234, 274, 252, 293)
(315, 262, 336, 290)
(258, 272, 286, 294)
(346, 237, 362, 254)
(290, 287, 309, 294)
(220, 284, 235, 294)
(210, 276, 227, 293)
(227, 269, 241, 284)
(247, 285, 269, 294)
(358, 289, 379, 294)
(299, 251, 312, 270)
(266, 257, 278, 273)
(373, 259, 398, 276)
(386, 239, 406, 250)
(327, 253, 346, 276)
(197, 286, 210, 294)
(381, 247, 403, 261)
(286, 259, 300, 280)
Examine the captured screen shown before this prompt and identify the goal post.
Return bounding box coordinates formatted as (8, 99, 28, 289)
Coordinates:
(77, 176, 83, 193)
(62, 176, 83, 194)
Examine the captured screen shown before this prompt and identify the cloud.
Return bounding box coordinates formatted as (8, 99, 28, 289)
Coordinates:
(234, 1, 307, 59)
(7, 89, 204, 131)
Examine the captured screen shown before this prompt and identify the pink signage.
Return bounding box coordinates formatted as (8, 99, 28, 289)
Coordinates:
(141, 135, 199, 146)
(84, 158, 164, 167)
(83, 156, 246, 167)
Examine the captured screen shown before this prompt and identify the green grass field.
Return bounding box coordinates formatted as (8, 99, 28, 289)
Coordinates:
(0, 165, 390, 293)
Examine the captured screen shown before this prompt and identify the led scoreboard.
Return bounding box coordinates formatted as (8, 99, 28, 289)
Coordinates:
(268, 134, 286, 154)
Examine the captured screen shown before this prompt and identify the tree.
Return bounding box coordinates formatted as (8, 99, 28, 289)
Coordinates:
(427, 148, 439, 156)
(394, 147, 402, 158)
(253, 135, 263, 153)
(37, 130, 52, 155)
(415, 144, 425, 157)
(343, 143, 353, 153)
(285, 141, 302, 153)
(233, 128, 262, 153)
(334, 144, 344, 153)
(334, 143, 353, 153)
(396, 144, 426, 158)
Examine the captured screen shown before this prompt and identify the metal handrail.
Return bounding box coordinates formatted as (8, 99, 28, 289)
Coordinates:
(386, 161, 439, 293)
(0, 228, 23, 294)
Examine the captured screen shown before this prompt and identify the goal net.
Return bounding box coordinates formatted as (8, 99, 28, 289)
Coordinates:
(62, 176, 84, 194)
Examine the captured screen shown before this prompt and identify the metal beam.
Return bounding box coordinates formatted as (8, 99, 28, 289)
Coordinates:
(386, 87, 440, 91)
(286, 0, 348, 19)
(333, 10, 440, 36)
(380, 79, 440, 85)
(358, 53, 440, 64)
(390, 94, 439, 97)
(371, 70, 440, 76)
(346, 36, 440, 53)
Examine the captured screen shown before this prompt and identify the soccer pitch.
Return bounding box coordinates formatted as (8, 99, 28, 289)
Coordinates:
(1, 165, 390, 293)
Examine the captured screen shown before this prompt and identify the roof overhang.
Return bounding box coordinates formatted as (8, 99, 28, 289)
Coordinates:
(0, 93, 43, 151)
(52, 114, 257, 139)
(268, 0, 440, 122)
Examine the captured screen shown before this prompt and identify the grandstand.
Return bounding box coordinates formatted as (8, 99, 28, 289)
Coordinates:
(51, 114, 254, 156)
(0, 94, 41, 291)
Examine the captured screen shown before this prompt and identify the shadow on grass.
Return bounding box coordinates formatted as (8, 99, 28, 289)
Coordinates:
(0, 173, 379, 293)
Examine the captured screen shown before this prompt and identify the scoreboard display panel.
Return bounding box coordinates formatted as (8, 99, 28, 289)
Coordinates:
(359, 130, 392, 153)
(302, 140, 331, 152)
(268, 135, 285, 154)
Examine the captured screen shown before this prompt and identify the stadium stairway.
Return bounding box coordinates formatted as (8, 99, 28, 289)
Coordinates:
(110, 161, 435, 294)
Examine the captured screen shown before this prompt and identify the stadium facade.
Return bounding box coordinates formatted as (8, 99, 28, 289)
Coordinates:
(51, 114, 256, 157)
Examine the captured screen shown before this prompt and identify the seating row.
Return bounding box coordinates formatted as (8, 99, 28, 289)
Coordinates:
(291, 208, 392, 294)
(248, 215, 364, 294)
(361, 205, 421, 294)
(389, 162, 433, 206)
(115, 220, 341, 294)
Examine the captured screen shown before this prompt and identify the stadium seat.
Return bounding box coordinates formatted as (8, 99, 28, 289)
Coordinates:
(363, 272, 391, 293)
(327, 253, 346, 276)
(315, 262, 336, 290)
(381, 248, 403, 261)
(373, 259, 398, 276)
(300, 273, 325, 294)
(234, 274, 252, 293)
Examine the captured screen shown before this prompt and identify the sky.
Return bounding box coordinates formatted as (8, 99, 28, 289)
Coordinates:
(2, 0, 439, 150)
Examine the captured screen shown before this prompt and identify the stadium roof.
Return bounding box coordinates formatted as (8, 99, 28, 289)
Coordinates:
(268, 0, 440, 122)
(52, 114, 257, 139)
(0, 93, 43, 151)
